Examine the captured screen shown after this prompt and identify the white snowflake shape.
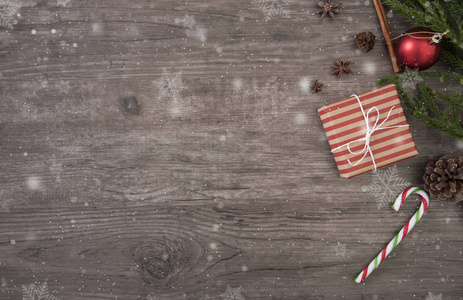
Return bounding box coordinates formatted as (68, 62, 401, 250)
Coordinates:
(252, 0, 293, 21)
(22, 282, 60, 300)
(179, 14, 196, 29)
(154, 70, 186, 101)
(0, 0, 20, 29)
(335, 242, 347, 257)
(361, 165, 411, 210)
(425, 292, 442, 300)
(399, 67, 423, 90)
(57, 0, 71, 7)
(219, 285, 245, 300)
(53, 80, 72, 95)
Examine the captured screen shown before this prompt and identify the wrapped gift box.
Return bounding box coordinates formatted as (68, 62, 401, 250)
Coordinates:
(318, 84, 418, 178)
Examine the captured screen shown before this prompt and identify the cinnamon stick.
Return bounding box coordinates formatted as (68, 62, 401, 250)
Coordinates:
(372, 0, 401, 73)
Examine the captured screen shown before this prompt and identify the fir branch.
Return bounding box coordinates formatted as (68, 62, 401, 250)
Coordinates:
(379, 1, 463, 141)
(378, 74, 416, 110)
(445, 1, 463, 46)
(382, 0, 463, 52)
(378, 75, 463, 141)
(432, 89, 463, 110)
(418, 70, 463, 85)
(382, 0, 448, 31)
(440, 48, 463, 72)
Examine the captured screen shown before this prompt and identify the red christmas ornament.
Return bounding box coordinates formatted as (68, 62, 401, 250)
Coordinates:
(395, 27, 442, 71)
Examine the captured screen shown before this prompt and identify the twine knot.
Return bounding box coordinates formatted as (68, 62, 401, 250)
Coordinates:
(331, 94, 409, 172)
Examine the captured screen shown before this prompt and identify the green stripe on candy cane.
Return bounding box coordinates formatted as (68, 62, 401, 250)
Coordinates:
(354, 187, 430, 284)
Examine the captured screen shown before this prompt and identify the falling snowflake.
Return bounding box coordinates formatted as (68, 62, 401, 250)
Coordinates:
(335, 242, 347, 257)
(55, 80, 72, 95)
(56, 0, 71, 7)
(425, 292, 442, 300)
(0, 0, 20, 29)
(361, 165, 411, 210)
(154, 70, 186, 101)
(177, 14, 197, 29)
(399, 68, 423, 90)
(21, 282, 60, 300)
(175, 14, 206, 42)
(219, 285, 245, 300)
(232, 77, 244, 92)
(252, 0, 293, 21)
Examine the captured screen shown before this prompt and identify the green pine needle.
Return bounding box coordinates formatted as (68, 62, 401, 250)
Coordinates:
(379, 0, 463, 141)
(378, 75, 463, 141)
(382, 0, 463, 52)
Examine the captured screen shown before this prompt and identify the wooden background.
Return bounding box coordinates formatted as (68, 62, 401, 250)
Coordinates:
(0, 1, 462, 299)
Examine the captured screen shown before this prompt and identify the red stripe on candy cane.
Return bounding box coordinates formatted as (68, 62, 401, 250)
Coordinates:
(361, 268, 368, 282)
(400, 187, 411, 206)
(423, 198, 428, 211)
(354, 188, 430, 284)
(381, 248, 387, 262)
(402, 222, 410, 239)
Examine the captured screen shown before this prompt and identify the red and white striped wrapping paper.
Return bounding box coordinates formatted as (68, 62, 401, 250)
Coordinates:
(318, 84, 418, 179)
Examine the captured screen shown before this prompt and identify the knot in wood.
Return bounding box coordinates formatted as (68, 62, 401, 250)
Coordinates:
(133, 237, 204, 288)
(134, 245, 172, 285)
(120, 95, 142, 116)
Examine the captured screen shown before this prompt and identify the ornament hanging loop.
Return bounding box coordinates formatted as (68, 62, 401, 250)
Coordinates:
(429, 29, 450, 45)
(388, 29, 450, 45)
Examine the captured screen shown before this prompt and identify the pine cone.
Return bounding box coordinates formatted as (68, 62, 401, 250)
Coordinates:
(355, 32, 376, 52)
(423, 155, 463, 203)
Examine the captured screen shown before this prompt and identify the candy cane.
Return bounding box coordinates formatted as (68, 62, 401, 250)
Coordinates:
(354, 187, 430, 283)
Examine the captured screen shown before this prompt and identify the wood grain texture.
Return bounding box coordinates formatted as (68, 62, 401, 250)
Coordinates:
(0, 1, 462, 299)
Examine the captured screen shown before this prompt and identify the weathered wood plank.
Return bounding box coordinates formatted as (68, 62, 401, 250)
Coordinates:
(0, 203, 462, 299)
(0, 0, 462, 299)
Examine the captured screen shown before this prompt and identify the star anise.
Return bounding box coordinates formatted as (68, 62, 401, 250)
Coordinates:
(314, 0, 342, 21)
(331, 58, 352, 79)
(312, 80, 323, 93)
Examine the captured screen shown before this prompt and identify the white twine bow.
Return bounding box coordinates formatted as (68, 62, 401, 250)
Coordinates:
(331, 94, 409, 172)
